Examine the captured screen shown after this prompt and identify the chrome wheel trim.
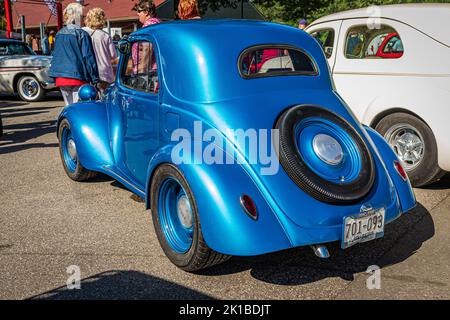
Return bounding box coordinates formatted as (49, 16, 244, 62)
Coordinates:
(312, 133, 344, 166)
(67, 139, 77, 161)
(384, 123, 425, 171)
(20, 77, 40, 99)
(177, 195, 193, 229)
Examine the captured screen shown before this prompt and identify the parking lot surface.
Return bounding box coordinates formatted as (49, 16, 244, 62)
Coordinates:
(1, 96, 449, 299)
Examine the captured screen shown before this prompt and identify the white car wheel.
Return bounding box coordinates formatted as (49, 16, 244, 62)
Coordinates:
(17, 76, 45, 102)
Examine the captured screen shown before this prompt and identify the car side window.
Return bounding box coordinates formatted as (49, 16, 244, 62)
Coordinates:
(310, 29, 335, 59)
(345, 25, 404, 59)
(120, 41, 159, 93)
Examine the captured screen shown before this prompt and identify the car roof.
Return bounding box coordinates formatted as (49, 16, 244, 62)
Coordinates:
(134, 18, 314, 46)
(131, 19, 331, 103)
(308, 3, 450, 46)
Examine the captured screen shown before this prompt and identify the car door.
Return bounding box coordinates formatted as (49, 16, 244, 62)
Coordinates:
(306, 21, 342, 72)
(332, 18, 408, 122)
(115, 38, 161, 189)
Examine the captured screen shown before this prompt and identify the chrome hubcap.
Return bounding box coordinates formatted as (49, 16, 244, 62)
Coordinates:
(177, 195, 193, 229)
(67, 139, 77, 161)
(312, 133, 344, 166)
(385, 124, 424, 170)
(21, 78, 39, 97)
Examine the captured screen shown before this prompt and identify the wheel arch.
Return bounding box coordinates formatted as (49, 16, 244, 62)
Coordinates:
(144, 145, 292, 256)
(56, 102, 114, 172)
(369, 107, 431, 131)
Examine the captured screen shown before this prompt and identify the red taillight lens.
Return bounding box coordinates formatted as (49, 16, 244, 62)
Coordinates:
(394, 160, 408, 181)
(240, 195, 258, 220)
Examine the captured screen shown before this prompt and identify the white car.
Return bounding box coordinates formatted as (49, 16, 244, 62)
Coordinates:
(306, 4, 450, 186)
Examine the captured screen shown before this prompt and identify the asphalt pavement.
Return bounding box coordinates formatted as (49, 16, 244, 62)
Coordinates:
(0, 95, 449, 299)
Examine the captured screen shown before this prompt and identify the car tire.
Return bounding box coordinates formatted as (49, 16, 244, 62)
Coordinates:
(58, 119, 96, 181)
(276, 105, 375, 204)
(17, 75, 45, 102)
(150, 164, 230, 272)
(375, 112, 445, 187)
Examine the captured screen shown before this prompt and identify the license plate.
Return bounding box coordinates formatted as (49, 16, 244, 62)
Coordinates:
(342, 207, 386, 249)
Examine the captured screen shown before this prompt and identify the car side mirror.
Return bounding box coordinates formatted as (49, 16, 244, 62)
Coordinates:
(78, 84, 98, 102)
(118, 38, 131, 55)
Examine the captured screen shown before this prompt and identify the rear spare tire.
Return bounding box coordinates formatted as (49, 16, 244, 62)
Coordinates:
(276, 105, 375, 204)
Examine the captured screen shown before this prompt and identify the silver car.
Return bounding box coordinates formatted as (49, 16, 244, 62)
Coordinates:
(0, 39, 55, 102)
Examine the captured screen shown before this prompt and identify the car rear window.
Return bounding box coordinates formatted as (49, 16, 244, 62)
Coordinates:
(239, 45, 317, 79)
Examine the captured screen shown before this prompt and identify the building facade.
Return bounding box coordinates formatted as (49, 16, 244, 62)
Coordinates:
(10, 0, 264, 38)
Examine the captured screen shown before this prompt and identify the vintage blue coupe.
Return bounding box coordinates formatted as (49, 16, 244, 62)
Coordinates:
(57, 20, 416, 271)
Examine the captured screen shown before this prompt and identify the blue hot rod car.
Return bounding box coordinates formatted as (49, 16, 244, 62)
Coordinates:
(57, 20, 416, 271)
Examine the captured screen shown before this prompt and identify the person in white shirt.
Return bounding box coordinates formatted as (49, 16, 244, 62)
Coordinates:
(83, 8, 118, 95)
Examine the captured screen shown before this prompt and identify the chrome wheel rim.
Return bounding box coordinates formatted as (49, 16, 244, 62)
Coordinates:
(20, 78, 40, 98)
(67, 139, 77, 161)
(158, 178, 194, 253)
(384, 124, 425, 170)
(61, 127, 77, 173)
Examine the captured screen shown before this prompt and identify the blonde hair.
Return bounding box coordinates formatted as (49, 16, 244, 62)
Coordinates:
(178, 0, 200, 20)
(85, 8, 106, 29)
(64, 2, 83, 26)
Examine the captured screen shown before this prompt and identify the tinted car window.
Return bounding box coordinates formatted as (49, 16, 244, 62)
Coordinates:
(345, 25, 404, 59)
(239, 46, 317, 79)
(121, 41, 159, 93)
(310, 29, 335, 59)
(0, 42, 35, 56)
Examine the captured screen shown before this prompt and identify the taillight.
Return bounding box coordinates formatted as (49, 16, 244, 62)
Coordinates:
(240, 195, 258, 220)
(394, 160, 408, 181)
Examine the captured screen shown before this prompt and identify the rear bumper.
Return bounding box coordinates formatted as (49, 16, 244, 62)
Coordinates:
(41, 80, 56, 90)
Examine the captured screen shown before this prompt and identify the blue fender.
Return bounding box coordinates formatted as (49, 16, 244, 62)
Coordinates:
(363, 125, 416, 213)
(57, 102, 114, 172)
(144, 144, 292, 256)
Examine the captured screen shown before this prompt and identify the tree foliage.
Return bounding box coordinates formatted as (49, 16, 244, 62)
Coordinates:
(252, 0, 450, 26)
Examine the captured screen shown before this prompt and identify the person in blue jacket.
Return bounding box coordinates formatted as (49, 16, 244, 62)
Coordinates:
(49, 2, 99, 106)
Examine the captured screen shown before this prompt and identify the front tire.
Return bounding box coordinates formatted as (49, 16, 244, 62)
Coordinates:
(17, 75, 45, 102)
(58, 119, 96, 181)
(375, 112, 445, 187)
(150, 164, 230, 272)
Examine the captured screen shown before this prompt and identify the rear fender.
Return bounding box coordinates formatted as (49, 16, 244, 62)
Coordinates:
(363, 125, 416, 213)
(144, 144, 292, 256)
(57, 102, 113, 171)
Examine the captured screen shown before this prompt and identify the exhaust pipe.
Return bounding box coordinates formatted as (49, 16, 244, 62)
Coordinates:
(311, 245, 330, 259)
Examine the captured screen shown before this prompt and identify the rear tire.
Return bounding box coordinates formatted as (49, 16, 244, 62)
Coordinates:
(58, 119, 96, 181)
(17, 75, 45, 102)
(150, 164, 230, 272)
(375, 112, 445, 187)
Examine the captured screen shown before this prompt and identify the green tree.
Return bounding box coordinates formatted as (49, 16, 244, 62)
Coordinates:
(253, 0, 450, 26)
(1, 3, 5, 31)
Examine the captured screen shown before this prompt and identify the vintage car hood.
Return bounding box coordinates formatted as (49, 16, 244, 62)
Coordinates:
(185, 89, 398, 229)
(0, 55, 52, 68)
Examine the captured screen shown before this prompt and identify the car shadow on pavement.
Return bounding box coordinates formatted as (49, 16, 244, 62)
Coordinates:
(0, 101, 28, 109)
(200, 202, 434, 286)
(420, 173, 450, 190)
(29, 270, 213, 300)
(0, 120, 58, 155)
